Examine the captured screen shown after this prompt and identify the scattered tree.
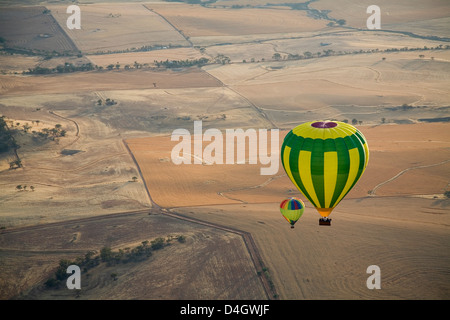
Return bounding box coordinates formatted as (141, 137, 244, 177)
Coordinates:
(272, 53, 281, 61)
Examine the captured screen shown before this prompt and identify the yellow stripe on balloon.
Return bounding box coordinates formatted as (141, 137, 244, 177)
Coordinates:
(324, 151, 338, 208)
(363, 142, 369, 169)
(335, 147, 360, 206)
(292, 121, 357, 139)
(298, 150, 321, 208)
(283, 146, 302, 192)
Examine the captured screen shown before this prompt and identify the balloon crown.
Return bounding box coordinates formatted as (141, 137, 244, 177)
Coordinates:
(311, 121, 338, 128)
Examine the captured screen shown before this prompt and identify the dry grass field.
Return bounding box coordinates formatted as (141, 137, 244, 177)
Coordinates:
(126, 123, 450, 207)
(312, 0, 450, 33)
(147, 3, 328, 38)
(0, 0, 449, 302)
(0, 211, 267, 300)
(47, 3, 189, 54)
(0, 68, 221, 96)
(205, 50, 450, 128)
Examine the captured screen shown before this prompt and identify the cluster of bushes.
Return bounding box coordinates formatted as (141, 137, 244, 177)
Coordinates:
(91, 44, 183, 56)
(44, 235, 186, 289)
(33, 123, 66, 141)
(97, 98, 117, 106)
(154, 57, 209, 68)
(25, 63, 95, 75)
(270, 44, 450, 63)
(1, 46, 79, 58)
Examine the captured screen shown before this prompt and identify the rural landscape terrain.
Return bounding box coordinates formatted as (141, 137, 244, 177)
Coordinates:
(0, 0, 449, 300)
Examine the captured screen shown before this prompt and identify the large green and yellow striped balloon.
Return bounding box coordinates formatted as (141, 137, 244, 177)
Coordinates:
(281, 121, 369, 219)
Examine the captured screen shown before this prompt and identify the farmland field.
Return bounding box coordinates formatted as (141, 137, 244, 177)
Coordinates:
(0, 0, 449, 302)
(48, 3, 189, 54)
(0, 6, 78, 54)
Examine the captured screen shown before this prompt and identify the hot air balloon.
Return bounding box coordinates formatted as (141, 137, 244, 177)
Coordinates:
(280, 197, 305, 228)
(281, 121, 369, 225)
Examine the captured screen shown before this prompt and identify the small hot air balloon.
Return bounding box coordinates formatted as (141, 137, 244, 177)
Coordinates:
(280, 197, 305, 228)
(281, 121, 369, 225)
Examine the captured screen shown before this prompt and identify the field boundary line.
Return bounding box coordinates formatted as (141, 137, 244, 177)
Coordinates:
(369, 159, 450, 196)
(46, 6, 80, 53)
(122, 139, 159, 209)
(163, 209, 278, 300)
(142, 4, 193, 47)
(122, 138, 277, 299)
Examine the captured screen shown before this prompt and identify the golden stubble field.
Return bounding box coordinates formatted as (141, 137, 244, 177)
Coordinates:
(47, 3, 189, 53)
(0, 0, 449, 300)
(126, 122, 450, 299)
(126, 123, 450, 209)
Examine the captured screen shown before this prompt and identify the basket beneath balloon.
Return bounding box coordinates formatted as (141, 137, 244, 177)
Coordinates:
(319, 218, 331, 226)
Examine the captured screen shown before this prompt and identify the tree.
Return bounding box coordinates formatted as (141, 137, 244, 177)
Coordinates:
(132, 176, 138, 182)
(214, 54, 230, 65)
(16, 185, 23, 191)
(272, 53, 281, 61)
(10, 159, 22, 169)
(151, 237, 165, 250)
(22, 124, 32, 133)
(303, 51, 312, 58)
(352, 118, 358, 125)
(336, 19, 346, 26)
(100, 247, 113, 262)
(30, 186, 35, 191)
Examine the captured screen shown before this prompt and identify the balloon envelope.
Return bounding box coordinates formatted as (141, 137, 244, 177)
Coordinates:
(280, 197, 305, 227)
(281, 121, 369, 218)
